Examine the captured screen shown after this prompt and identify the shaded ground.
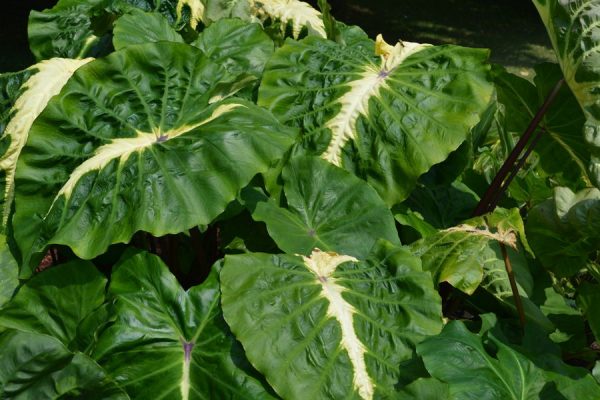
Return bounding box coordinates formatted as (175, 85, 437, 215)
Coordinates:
(0, 0, 56, 72)
(1, 0, 556, 75)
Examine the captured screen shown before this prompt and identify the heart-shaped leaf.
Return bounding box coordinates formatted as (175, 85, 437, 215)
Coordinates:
(93, 250, 275, 399)
(248, 156, 400, 258)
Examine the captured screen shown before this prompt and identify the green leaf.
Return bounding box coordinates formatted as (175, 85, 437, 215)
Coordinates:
(0, 330, 128, 399)
(526, 186, 600, 277)
(0, 260, 106, 350)
(0, 234, 18, 308)
(396, 377, 450, 400)
(28, 0, 191, 61)
(12, 42, 297, 274)
(93, 250, 274, 399)
(28, 0, 109, 60)
(533, 270, 587, 353)
(393, 205, 438, 242)
(493, 64, 592, 194)
(418, 320, 600, 400)
(402, 181, 480, 230)
(249, 156, 400, 258)
(192, 18, 274, 78)
(475, 244, 553, 332)
(533, 0, 600, 186)
(258, 34, 493, 205)
(410, 208, 529, 294)
(577, 282, 600, 341)
(221, 242, 443, 400)
(113, 9, 184, 50)
(410, 227, 487, 294)
(0, 58, 92, 230)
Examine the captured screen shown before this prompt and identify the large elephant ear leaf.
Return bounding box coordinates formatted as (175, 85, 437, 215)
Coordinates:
(114, 13, 275, 81)
(0, 58, 92, 231)
(12, 42, 297, 275)
(0, 330, 129, 399)
(247, 155, 399, 258)
(258, 34, 493, 205)
(220, 242, 443, 399)
(532, 0, 600, 185)
(0, 260, 106, 350)
(93, 250, 275, 399)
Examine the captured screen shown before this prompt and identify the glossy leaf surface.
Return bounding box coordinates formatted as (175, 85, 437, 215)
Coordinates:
(93, 250, 274, 399)
(249, 156, 399, 258)
(221, 242, 442, 399)
(258, 33, 492, 204)
(0, 330, 128, 400)
(0, 260, 106, 349)
(12, 42, 296, 273)
(192, 18, 274, 78)
(113, 9, 184, 50)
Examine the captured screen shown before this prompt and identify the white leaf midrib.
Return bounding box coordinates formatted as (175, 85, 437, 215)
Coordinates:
(50, 103, 243, 204)
(301, 249, 374, 400)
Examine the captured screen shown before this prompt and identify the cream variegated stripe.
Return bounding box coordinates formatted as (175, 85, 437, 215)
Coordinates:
(322, 35, 430, 166)
(181, 343, 192, 400)
(176, 0, 206, 29)
(251, 0, 326, 39)
(301, 249, 374, 400)
(55, 103, 243, 200)
(0, 57, 93, 227)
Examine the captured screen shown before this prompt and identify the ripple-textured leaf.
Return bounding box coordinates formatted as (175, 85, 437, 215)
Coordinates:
(221, 242, 442, 399)
(258, 34, 492, 204)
